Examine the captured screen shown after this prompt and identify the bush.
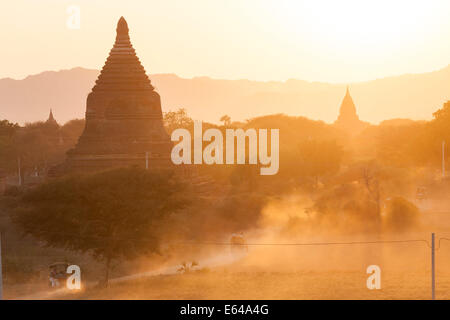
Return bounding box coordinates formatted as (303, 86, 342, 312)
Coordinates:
(384, 197, 420, 232)
(3, 185, 23, 197)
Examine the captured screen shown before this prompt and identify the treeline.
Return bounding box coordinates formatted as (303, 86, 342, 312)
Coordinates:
(164, 101, 450, 192)
(0, 119, 85, 181)
(1, 100, 449, 188)
(359, 101, 450, 168)
(1, 102, 449, 284)
(162, 103, 450, 236)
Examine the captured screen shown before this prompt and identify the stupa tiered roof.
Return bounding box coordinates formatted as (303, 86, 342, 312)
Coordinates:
(64, 17, 172, 172)
(92, 17, 154, 93)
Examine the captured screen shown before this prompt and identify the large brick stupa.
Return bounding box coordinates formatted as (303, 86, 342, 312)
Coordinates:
(65, 17, 172, 172)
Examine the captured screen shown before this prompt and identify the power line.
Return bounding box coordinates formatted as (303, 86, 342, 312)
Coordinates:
(19, 229, 432, 248)
(180, 239, 431, 248)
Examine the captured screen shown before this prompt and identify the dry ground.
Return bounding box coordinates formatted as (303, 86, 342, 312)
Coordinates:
(6, 206, 450, 300)
(61, 232, 450, 300)
(61, 269, 450, 300)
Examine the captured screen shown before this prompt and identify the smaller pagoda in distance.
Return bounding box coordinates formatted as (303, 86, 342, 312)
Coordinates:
(334, 87, 368, 135)
(43, 109, 64, 146)
(45, 109, 59, 128)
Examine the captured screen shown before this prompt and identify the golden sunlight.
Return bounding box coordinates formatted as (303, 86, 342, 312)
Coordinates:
(267, 0, 440, 52)
(3, 0, 450, 304)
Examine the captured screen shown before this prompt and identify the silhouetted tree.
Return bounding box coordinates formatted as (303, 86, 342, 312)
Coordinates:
(220, 115, 231, 127)
(296, 139, 344, 187)
(163, 108, 193, 134)
(60, 119, 85, 142)
(0, 120, 20, 172)
(384, 197, 420, 232)
(10, 167, 188, 286)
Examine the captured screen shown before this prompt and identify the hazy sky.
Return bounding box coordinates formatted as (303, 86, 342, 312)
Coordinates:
(2, 0, 450, 82)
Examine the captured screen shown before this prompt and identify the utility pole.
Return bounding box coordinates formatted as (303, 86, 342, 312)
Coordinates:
(145, 152, 149, 170)
(17, 157, 22, 186)
(443, 141, 446, 178)
(432, 232, 435, 300)
(0, 232, 3, 300)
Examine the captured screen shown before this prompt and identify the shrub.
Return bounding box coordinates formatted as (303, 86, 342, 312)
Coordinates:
(384, 197, 420, 232)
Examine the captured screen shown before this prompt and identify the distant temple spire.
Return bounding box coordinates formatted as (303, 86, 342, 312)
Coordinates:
(46, 108, 59, 126)
(48, 108, 55, 121)
(334, 87, 367, 134)
(337, 86, 359, 123)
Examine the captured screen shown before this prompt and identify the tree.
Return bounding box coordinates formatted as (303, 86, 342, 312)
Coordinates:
(163, 108, 193, 134)
(432, 101, 450, 125)
(296, 139, 343, 187)
(60, 119, 85, 142)
(0, 120, 19, 137)
(384, 197, 420, 232)
(0, 120, 20, 172)
(429, 101, 450, 166)
(11, 121, 65, 182)
(10, 167, 188, 285)
(0, 119, 77, 180)
(361, 163, 382, 227)
(220, 115, 231, 127)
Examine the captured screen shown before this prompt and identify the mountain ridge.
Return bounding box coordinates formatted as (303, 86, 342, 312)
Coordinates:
(1, 66, 449, 125)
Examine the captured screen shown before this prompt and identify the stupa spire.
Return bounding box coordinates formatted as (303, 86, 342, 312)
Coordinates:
(48, 108, 55, 121)
(116, 16, 129, 36)
(46, 108, 59, 126)
(338, 86, 358, 121)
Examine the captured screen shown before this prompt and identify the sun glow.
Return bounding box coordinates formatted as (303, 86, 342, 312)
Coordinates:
(265, 0, 441, 53)
(2, 0, 450, 82)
